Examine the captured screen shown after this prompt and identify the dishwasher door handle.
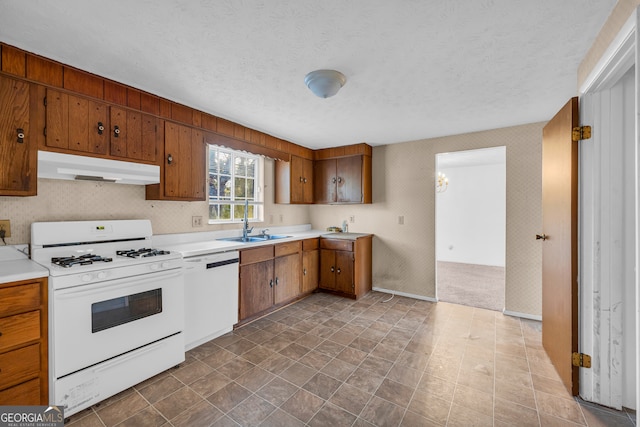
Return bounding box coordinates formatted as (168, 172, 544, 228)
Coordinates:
(206, 258, 239, 269)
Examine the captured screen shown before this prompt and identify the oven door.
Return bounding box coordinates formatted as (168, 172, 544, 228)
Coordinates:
(52, 268, 183, 378)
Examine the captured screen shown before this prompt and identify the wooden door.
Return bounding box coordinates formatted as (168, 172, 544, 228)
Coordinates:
(335, 250, 355, 294)
(163, 122, 205, 200)
(189, 129, 206, 200)
(45, 89, 108, 154)
(319, 249, 336, 290)
(337, 156, 362, 203)
(541, 97, 579, 395)
(291, 155, 304, 203)
(239, 261, 273, 320)
(0, 76, 35, 195)
(302, 249, 319, 293)
(110, 109, 157, 162)
(301, 157, 314, 203)
(274, 253, 301, 304)
(314, 159, 337, 203)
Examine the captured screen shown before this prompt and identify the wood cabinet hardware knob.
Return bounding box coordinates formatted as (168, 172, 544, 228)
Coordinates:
(113, 125, 120, 137)
(97, 122, 105, 135)
(303, 268, 307, 275)
(330, 266, 335, 272)
(16, 128, 24, 143)
(337, 268, 341, 274)
(536, 234, 548, 241)
(167, 154, 173, 165)
(275, 277, 279, 285)
(300, 177, 304, 182)
(303, 178, 307, 183)
(337, 177, 342, 183)
(332, 177, 337, 184)
(269, 279, 273, 288)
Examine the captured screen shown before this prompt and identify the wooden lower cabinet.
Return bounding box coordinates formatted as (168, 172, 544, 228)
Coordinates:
(238, 241, 303, 322)
(301, 238, 319, 293)
(319, 235, 372, 299)
(0, 277, 48, 405)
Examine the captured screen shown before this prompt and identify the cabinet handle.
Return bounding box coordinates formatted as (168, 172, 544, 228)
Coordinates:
(167, 154, 173, 165)
(300, 177, 304, 183)
(303, 177, 307, 183)
(113, 125, 120, 137)
(337, 268, 341, 274)
(97, 122, 105, 135)
(330, 266, 335, 272)
(269, 279, 273, 288)
(337, 177, 342, 183)
(275, 277, 279, 286)
(332, 177, 337, 184)
(303, 268, 307, 276)
(16, 128, 25, 143)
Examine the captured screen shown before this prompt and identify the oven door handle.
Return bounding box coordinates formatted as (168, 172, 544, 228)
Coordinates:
(55, 269, 183, 298)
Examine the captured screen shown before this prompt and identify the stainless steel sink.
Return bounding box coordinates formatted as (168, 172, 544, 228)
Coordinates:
(217, 235, 291, 243)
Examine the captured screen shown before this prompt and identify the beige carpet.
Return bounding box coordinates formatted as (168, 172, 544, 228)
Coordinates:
(436, 261, 505, 312)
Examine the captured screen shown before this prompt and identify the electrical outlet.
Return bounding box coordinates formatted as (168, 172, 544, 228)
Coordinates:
(398, 215, 404, 225)
(279, 214, 284, 223)
(0, 220, 11, 237)
(192, 216, 203, 227)
(349, 215, 355, 223)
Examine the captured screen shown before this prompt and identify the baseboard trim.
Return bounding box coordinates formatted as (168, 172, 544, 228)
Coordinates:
(372, 287, 438, 303)
(503, 309, 542, 321)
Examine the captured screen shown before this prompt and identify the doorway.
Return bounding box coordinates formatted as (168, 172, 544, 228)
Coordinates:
(435, 146, 506, 311)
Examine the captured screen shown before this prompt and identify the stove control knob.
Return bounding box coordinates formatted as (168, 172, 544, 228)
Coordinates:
(150, 263, 159, 271)
(81, 274, 93, 282)
(97, 271, 107, 280)
(161, 262, 170, 269)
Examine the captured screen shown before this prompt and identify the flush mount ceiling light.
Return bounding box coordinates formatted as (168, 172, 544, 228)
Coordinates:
(304, 69, 346, 98)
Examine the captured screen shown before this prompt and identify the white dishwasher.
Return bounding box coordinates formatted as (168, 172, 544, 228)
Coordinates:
(183, 250, 239, 350)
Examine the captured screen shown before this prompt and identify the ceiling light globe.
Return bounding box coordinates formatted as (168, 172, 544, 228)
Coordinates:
(304, 70, 346, 98)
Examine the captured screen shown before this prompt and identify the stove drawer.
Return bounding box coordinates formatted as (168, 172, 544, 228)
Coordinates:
(0, 343, 40, 389)
(0, 311, 40, 352)
(0, 282, 40, 317)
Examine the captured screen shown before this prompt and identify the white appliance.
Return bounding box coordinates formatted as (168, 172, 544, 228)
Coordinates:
(30, 220, 184, 417)
(183, 251, 239, 350)
(37, 150, 160, 185)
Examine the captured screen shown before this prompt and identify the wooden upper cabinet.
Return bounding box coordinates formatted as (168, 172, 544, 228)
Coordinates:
(314, 155, 371, 204)
(109, 107, 158, 163)
(275, 155, 314, 204)
(45, 89, 109, 155)
(0, 75, 36, 196)
(157, 122, 206, 200)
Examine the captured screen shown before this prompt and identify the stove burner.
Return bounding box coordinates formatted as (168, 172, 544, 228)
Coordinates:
(52, 254, 113, 268)
(116, 248, 171, 258)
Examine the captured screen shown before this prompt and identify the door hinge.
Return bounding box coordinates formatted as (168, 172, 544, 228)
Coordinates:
(572, 352, 591, 368)
(572, 125, 592, 141)
(43, 127, 46, 137)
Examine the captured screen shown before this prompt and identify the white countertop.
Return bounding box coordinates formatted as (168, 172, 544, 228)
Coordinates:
(0, 246, 49, 284)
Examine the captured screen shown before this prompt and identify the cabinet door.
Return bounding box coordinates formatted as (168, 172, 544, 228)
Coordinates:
(163, 122, 206, 200)
(337, 156, 362, 203)
(45, 89, 109, 155)
(274, 253, 301, 304)
(335, 250, 355, 294)
(319, 249, 336, 290)
(314, 159, 337, 204)
(110, 108, 158, 162)
(0, 76, 35, 195)
(290, 155, 305, 203)
(301, 157, 314, 203)
(302, 249, 319, 293)
(239, 260, 273, 320)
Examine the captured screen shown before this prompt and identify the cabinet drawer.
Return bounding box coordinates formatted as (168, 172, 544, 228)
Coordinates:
(240, 246, 274, 265)
(0, 311, 40, 352)
(302, 238, 319, 251)
(0, 378, 40, 405)
(0, 282, 40, 317)
(0, 343, 40, 389)
(275, 241, 301, 258)
(320, 239, 353, 252)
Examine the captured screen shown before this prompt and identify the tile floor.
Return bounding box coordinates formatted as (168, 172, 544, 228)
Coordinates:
(66, 292, 636, 427)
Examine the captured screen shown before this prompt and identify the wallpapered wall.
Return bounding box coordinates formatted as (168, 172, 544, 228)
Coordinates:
(309, 122, 545, 316)
(0, 158, 310, 244)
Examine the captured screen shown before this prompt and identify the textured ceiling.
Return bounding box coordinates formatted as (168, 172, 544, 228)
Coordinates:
(0, 0, 617, 149)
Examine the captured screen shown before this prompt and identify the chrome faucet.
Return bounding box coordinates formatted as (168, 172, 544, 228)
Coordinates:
(261, 228, 269, 237)
(242, 199, 253, 241)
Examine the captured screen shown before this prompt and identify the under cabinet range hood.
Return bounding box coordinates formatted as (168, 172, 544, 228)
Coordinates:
(37, 151, 160, 185)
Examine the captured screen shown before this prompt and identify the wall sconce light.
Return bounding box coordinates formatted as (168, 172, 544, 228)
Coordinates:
(304, 70, 346, 98)
(436, 172, 448, 193)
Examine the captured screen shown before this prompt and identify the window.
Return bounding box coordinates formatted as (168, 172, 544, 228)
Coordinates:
(208, 145, 263, 223)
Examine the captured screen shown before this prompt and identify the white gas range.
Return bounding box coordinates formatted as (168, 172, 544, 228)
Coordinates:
(30, 219, 185, 417)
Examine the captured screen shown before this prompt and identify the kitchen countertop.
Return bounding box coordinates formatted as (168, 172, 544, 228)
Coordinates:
(161, 226, 373, 258)
(0, 246, 49, 284)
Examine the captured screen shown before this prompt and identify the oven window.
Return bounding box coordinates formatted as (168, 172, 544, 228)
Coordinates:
(92, 289, 162, 333)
